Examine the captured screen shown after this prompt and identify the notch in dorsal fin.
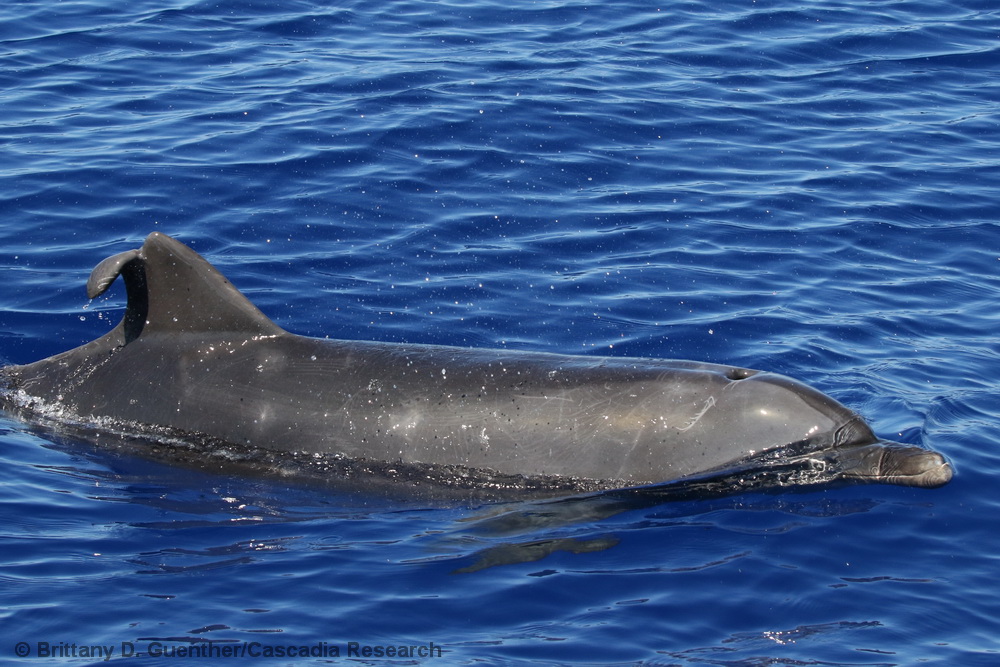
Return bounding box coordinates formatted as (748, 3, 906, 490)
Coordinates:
(87, 232, 284, 342)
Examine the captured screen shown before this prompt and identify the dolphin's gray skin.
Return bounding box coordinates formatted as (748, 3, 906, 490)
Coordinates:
(0, 233, 952, 493)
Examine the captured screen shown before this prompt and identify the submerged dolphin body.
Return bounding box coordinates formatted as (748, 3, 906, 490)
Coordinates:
(0, 233, 951, 494)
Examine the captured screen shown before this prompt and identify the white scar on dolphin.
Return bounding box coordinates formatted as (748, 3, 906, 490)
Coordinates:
(0, 233, 952, 495)
(677, 396, 717, 432)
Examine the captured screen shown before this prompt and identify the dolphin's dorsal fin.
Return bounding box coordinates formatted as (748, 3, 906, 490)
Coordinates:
(87, 232, 284, 342)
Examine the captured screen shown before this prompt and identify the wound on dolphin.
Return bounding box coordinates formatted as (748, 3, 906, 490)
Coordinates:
(0, 232, 953, 495)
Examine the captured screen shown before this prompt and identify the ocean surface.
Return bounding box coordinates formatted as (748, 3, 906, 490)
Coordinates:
(1, 0, 998, 664)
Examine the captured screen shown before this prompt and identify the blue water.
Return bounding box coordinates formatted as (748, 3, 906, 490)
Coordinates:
(1, 0, 998, 663)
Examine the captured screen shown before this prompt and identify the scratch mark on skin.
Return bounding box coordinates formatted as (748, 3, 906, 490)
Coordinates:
(678, 396, 716, 432)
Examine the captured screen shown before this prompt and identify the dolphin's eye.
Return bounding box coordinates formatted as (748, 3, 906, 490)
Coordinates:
(725, 368, 757, 380)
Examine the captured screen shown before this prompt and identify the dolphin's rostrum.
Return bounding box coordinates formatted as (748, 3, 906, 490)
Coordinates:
(0, 233, 952, 494)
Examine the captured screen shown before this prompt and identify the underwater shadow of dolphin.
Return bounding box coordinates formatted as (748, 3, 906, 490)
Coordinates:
(0, 232, 952, 497)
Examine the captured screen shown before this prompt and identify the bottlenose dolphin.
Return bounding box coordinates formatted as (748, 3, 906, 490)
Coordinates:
(0, 233, 951, 494)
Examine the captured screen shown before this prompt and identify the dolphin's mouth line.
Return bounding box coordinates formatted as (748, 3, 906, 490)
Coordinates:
(819, 441, 954, 488)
